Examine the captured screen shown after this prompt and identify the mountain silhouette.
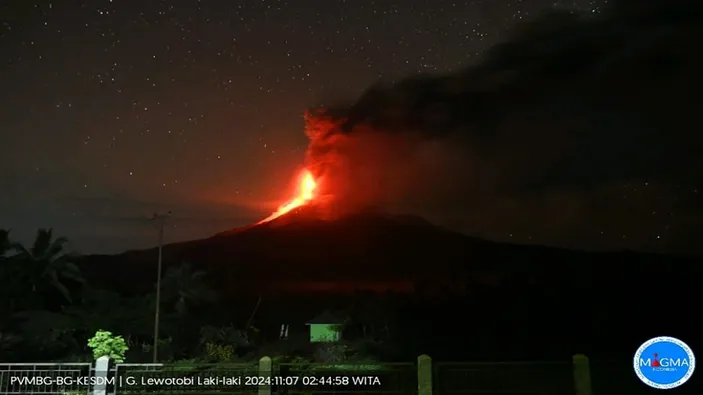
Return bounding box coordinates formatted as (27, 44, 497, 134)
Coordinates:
(79, 209, 701, 297)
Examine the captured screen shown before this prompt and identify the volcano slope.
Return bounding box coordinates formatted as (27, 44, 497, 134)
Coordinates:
(78, 210, 703, 361)
(80, 209, 701, 297)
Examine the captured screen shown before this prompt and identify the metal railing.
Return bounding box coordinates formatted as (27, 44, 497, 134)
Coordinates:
(0, 354, 602, 395)
(112, 362, 257, 394)
(275, 361, 416, 394)
(434, 360, 573, 395)
(588, 359, 701, 395)
(0, 362, 92, 394)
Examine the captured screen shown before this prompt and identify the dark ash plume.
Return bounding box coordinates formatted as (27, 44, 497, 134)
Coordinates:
(304, 0, 703, 254)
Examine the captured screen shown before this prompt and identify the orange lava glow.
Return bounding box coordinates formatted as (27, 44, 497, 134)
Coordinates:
(258, 169, 318, 224)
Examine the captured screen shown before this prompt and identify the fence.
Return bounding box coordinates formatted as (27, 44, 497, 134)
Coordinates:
(0, 354, 595, 395)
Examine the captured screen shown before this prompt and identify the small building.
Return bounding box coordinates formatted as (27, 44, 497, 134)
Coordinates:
(306, 310, 347, 343)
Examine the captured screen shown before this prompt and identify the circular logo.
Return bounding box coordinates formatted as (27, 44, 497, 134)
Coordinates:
(633, 336, 695, 389)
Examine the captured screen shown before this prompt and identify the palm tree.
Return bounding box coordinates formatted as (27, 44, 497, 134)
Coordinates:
(161, 261, 216, 314)
(11, 228, 84, 303)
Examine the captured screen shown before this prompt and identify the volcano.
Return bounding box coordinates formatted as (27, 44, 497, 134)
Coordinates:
(79, 208, 701, 297)
(79, 161, 703, 295)
(257, 169, 318, 224)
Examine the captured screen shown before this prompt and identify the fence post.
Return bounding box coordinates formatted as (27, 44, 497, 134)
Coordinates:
(259, 356, 272, 395)
(418, 354, 432, 395)
(92, 356, 111, 395)
(573, 354, 593, 395)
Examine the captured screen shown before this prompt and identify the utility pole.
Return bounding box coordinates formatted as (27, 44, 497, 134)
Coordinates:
(149, 210, 171, 363)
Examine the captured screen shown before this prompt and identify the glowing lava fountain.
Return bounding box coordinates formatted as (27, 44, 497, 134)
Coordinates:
(258, 169, 318, 224)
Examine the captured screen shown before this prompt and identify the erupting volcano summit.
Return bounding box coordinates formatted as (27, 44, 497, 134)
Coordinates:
(257, 169, 319, 224)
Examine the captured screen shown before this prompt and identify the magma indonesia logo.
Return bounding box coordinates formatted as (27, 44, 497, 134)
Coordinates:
(634, 336, 696, 389)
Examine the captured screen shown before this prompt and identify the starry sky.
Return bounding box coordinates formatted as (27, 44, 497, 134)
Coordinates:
(2, 0, 700, 256)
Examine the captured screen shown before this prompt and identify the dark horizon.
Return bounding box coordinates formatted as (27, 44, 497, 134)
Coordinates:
(71, 210, 702, 258)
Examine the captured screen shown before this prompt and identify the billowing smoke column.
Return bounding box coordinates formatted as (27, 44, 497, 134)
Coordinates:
(296, 0, 703, 252)
(303, 106, 460, 217)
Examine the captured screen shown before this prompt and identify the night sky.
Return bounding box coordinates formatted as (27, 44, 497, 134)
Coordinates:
(3, 0, 700, 256)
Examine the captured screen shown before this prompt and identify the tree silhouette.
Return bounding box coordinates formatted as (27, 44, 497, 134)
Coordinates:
(161, 261, 216, 314)
(11, 228, 84, 303)
(0, 229, 19, 314)
(0, 229, 10, 258)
